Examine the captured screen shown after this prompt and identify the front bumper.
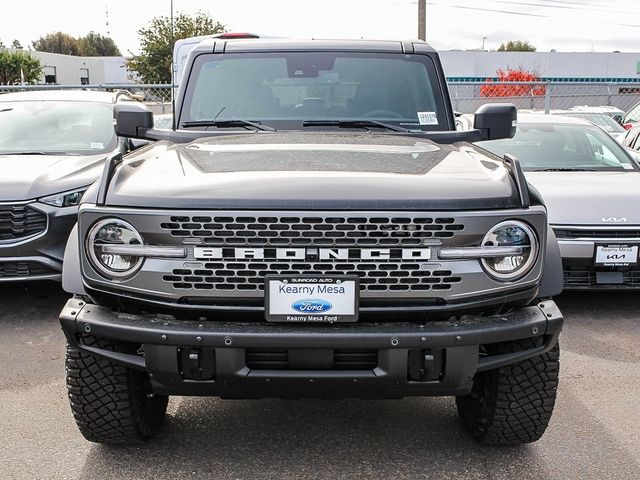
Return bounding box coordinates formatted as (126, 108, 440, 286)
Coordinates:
(60, 299, 563, 398)
(558, 237, 640, 289)
(0, 203, 78, 282)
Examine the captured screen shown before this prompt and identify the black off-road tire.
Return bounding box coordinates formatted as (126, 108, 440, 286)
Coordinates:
(65, 336, 169, 445)
(456, 338, 560, 445)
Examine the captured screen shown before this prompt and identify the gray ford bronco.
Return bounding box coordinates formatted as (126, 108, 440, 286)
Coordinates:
(60, 38, 564, 446)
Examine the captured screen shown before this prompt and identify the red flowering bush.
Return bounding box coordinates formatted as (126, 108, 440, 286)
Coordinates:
(480, 69, 546, 97)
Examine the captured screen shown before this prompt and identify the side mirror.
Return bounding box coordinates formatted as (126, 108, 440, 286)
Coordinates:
(114, 103, 154, 139)
(612, 114, 623, 124)
(474, 103, 517, 141)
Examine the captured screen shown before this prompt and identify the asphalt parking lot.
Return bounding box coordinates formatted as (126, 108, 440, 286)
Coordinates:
(0, 284, 638, 480)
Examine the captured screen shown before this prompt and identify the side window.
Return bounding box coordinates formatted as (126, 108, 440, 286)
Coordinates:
(632, 130, 640, 150)
(625, 103, 640, 123)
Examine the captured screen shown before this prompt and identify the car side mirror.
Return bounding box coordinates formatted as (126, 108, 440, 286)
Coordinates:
(114, 103, 154, 139)
(474, 103, 517, 141)
(612, 114, 623, 124)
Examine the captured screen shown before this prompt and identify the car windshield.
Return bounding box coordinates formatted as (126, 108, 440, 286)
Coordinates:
(476, 122, 637, 172)
(0, 101, 116, 155)
(553, 112, 625, 134)
(180, 52, 447, 131)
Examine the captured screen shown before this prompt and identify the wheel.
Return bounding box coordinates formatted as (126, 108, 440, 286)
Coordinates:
(456, 338, 560, 445)
(65, 336, 168, 445)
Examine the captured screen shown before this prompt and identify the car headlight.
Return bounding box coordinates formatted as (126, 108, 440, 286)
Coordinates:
(40, 188, 87, 207)
(87, 219, 144, 278)
(481, 220, 538, 281)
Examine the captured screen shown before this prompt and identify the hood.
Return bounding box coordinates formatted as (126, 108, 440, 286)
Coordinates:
(527, 170, 640, 225)
(0, 153, 108, 201)
(105, 133, 520, 210)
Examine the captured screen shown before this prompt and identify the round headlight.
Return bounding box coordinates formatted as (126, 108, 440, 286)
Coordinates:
(481, 221, 538, 281)
(87, 219, 144, 278)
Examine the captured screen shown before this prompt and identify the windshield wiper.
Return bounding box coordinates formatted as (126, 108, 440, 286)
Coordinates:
(0, 151, 75, 156)
(303, 119, 410, 133)
(530, 167, 598, 172)
(181, 119, 276, 131)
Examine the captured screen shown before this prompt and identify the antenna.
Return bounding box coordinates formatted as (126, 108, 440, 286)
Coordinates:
(105, 5, 110, 35)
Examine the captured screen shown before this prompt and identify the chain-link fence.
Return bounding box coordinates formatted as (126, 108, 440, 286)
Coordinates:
(448, 80, 640, 115)
(0, 83, 173, 115)
(2, 80, 639, 118)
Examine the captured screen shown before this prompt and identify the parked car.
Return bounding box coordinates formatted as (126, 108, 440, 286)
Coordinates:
(622, 124, 640, 151)
(550, 110, 626, 141)
(567, 105, 625, 119)
(477, 114, 640, 289)
(619, 101, 640, 130)
(0, 90, 135, 281)
(60, 38, 564, 446)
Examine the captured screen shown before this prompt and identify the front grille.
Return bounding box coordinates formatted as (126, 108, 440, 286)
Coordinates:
(161, 215, 464, 247)
(245, 349, 378, 370)
(554, 228, 640, 240)
(563, 269, 640, 288)
(0, 262, 57, 279)
(163, 262, 462, 293)
(0, 204, 47, 241)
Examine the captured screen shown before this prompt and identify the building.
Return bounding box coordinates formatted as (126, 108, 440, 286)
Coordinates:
(440, 50, 640, 81)
(8, 49, 132, 85)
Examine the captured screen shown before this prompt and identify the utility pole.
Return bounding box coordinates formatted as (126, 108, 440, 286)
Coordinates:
(418, 0, 426, 41)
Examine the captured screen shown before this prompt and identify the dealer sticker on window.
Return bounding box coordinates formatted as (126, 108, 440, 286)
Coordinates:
(265, 276, 359, 323)
(417, 111, 438, 125)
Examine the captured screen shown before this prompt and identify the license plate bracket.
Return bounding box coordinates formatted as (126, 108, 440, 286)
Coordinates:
(265, 275, 359, 323)
(594, 244, 638, 267)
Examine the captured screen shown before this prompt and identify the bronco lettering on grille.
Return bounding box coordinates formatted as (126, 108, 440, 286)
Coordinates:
(193, 247, 431, 261)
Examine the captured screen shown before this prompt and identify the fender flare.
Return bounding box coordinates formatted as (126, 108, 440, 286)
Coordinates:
(538, 227, 563, 298)
(62, 224, 87, 295)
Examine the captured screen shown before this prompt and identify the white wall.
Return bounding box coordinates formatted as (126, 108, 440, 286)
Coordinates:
(7, 50, 132, 84)
(440, 51, 640, 79)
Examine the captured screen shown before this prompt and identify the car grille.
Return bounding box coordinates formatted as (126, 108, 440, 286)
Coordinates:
(0, 204, 47, 242)
(245, 348, 378, 370)
(0, 261, 57, 279)
(163, 262, 462, 293)
(554, 228, 640, 240)
(563, 269, 640, 288)
(161, 215, 465, 247)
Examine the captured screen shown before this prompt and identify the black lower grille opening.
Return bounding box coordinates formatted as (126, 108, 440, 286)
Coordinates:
(246, 349, 289, 370)
(333, 349, 378, 370)
(245, 348, 378, 370)
(0, 262, 57, 279)
(564, 269, 640, 288)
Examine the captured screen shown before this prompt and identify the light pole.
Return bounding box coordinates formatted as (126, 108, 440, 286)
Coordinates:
(418, 0, 426, 41)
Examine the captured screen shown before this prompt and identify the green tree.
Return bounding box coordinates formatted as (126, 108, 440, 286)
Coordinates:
(0, 50, 43, 84)
(77, 32, 121, 56)
(126, 11, 226, 83)
(32, 32, 79, 55)
(11, 39, 23, 49)
(497, 40, 536, 52)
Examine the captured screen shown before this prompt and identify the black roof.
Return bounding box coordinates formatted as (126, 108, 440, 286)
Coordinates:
(194, 38, 437, 54)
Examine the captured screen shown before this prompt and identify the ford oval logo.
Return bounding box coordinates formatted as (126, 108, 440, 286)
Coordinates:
(291, 299, 333, 313)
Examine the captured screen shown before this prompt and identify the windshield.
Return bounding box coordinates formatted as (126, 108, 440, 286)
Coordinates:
(0, 101, 116, 155)
(553, 112, 625, 134)
(476, 122, 636, 171)
(180, 52, 447, 131)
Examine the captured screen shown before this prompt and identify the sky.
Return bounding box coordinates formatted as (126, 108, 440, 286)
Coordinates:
(1, 0, 639, 54)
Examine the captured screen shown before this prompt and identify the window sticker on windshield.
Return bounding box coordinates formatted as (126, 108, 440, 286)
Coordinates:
(90, 142, 104, 149)
(417, 112, 438, 125)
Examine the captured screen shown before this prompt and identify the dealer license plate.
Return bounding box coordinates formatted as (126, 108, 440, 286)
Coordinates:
(265, 276, 359, 323)
(595, 244, 638, 267)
